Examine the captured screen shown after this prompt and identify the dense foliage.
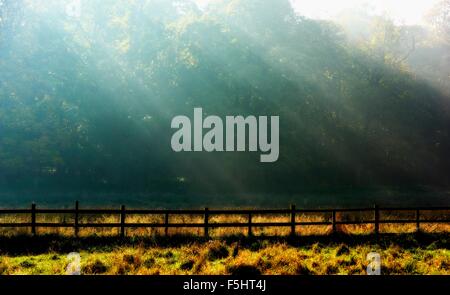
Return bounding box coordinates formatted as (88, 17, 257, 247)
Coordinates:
(1, 0, 449, 195)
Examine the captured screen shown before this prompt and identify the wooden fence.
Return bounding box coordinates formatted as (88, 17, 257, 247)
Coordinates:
(0, 202, 449, 237)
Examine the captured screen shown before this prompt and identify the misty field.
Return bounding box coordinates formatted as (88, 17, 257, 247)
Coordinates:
(0, 212, 448, 275)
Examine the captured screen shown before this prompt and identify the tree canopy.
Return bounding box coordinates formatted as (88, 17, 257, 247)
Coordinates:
(0, 0, 449, 196)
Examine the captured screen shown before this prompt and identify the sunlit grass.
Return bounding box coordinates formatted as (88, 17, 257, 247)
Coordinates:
(0, 212, 448, 275)
(0, 236, 448, 275)
(0, 211, 448, 237)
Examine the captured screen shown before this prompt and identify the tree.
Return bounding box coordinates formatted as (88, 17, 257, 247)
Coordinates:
(427, 0, 450, 45)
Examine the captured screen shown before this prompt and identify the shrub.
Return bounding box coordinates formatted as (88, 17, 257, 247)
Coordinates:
(123, 254, 139, 265)
(310, 243, 323, 253)
(82, 259, 108, 274)
(51, 255, 59, 261)
(336, 244, 350, 256)
(180, 260, 194, 270)
(163, 251, 174, 258)
(143, 258, 155, 268)
(206, 241, 229, 261)
(324, 264, 339, 274)
(19, 260, 35, 268)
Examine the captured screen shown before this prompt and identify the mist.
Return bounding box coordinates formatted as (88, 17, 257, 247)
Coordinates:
(1, 0, 449, 207)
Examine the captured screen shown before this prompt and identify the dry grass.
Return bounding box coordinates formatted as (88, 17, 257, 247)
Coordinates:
(0, 211, 448, 237)
(0, 211, 448, 275)
(0, 235, 448, 275)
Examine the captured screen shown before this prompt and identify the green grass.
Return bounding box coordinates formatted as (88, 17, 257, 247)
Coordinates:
(0, 233, 448, 275)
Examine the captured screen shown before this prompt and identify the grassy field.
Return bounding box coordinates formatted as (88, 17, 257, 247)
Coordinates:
(0, 234, 448, 275)
(0, 212, 449, 275)
(1, 210, 449, 236)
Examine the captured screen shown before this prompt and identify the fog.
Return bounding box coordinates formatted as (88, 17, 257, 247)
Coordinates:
(0, 0, 449, 207)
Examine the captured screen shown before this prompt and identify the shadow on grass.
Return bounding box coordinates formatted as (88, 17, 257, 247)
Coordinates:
(0, 232, 448, 255)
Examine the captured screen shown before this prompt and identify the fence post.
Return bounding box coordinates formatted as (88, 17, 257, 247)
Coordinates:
(120, 205, 126, 238)
(290, 204, 296, 236)
(164, 212, 169, 236)
(332, 210, 336, 234)
(416, 209, 420, 232)
(374, 204, 379, 235)
(204, 207, 209, 238)
(74, 201, 79, 237)
(31, 203, 36, 236)
(248, 213, 252, 236)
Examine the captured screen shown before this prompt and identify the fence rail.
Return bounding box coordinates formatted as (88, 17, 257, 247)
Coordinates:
(0, 202, 449, 237)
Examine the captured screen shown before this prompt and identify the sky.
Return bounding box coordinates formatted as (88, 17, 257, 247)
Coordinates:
(290, 0, 441, 25)
(195, 0, 441, 25)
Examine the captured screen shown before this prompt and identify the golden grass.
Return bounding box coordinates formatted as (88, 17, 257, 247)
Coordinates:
(0, 211, 448, 237)
(0, 238, 448, 275)
(0, 211, 448, 275)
